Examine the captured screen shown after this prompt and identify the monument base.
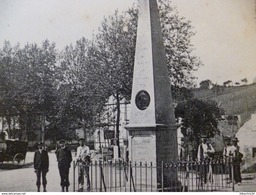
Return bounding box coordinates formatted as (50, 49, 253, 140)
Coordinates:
(127, 124, 178, 191)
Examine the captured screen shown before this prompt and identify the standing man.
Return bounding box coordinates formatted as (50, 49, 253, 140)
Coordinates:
(56, 139, 72, 192)
(223, 137, 232, 162)
(76, 138, 91, 192)
(232, 137, 242, 185)
(197, 138, 215, 184)
(34, 142, 49, 192)
(223, 137, 235, 181)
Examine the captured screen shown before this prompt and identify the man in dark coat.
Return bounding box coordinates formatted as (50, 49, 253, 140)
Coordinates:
(34, 142, 49, 192)
(232, 137, 242, 185)
(56, 139, 72, 192)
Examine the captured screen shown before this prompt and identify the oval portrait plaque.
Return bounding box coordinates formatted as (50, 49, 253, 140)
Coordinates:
(135, 90, 150, 110)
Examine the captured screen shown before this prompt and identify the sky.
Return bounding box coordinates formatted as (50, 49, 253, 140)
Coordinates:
(0, 0, 256, 85)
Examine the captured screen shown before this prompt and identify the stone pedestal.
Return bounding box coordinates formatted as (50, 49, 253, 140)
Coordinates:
(125, 0, 178, 191)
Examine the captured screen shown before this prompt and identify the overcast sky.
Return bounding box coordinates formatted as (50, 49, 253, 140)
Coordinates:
(0, 0, 255, 85)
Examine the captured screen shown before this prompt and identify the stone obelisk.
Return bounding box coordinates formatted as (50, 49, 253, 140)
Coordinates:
(125, 0, 178, 190)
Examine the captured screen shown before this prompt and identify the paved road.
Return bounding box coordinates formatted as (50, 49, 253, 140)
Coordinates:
(0, 152, 76, 192)
(233, 178, 256, 192)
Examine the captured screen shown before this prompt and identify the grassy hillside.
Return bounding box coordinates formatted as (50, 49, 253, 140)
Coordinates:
(190, 83, 256, 151)
(193, 83, 256, 127)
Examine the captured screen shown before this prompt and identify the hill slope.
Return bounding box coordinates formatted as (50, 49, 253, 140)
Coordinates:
(193, 83, 256, 126)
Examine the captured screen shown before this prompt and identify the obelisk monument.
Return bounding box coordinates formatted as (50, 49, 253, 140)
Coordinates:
(125, 0, 178, 190)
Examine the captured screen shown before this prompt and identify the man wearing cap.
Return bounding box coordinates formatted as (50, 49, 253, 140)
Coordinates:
(34, 142, 49, 192)
(56, 139, 72, 192)
(232, 137, 242, 185)
(223, 137, 234, 182)
(76, 138, 91, 192)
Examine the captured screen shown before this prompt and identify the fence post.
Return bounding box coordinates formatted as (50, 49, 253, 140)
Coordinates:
(73, 161, 76, 192)
(150, 162, 153, 192)
(161, 161, 164, 192)
(140, 162, 142, 192)
(231, 158, 235, 191)
(129, 161, 132, 192)
(95, 161, 98, 191)
(100, 161, 102, 192)
(145, 162, 147, 192)
(119, 160, 122, 191)
(114, 160, 117, 192)
(109, 161, 112, 192)
(90, 161, 93, 191)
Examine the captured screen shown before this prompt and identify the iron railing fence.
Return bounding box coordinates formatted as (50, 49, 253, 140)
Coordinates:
(72, 159, 235, 192)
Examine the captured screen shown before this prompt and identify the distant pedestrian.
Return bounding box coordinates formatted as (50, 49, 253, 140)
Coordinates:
(56, 139, 72, 192)
(76, 138, 91, 192)
(223, 137, 233, 162)
(197, 138, 215, 184)
(33, 142, 49, 192)
(232, 137, 242, 185)
(223, 137, 234, 181)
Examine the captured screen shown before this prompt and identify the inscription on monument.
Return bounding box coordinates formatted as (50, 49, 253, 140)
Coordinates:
(131, 134, 155, 162)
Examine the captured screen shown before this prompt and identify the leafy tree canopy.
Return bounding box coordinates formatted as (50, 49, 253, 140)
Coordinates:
(175, 99, 222, 144)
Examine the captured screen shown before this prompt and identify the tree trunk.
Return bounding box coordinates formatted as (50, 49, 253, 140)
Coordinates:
(80, 118, 87, 142)
(25, 112, 28, 141)
(7, 115, 11, 139)
(115, 92, 121, 158)
(41, 114, 45, 144)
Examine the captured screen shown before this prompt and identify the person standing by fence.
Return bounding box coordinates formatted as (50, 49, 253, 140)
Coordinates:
(76, 138, 91, 192)
(33, 142, 49, 192)
(223, 137, 233, 181)
(56, 139, 73, 192)
(232, 137, 243, 185)
(223, 137, 232, 162)
(197, 138, 215, 184)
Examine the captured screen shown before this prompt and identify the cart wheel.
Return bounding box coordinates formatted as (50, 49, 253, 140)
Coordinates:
(13, 153, 25, 165)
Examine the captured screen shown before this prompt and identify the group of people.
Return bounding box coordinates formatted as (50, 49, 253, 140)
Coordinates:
(33, 138, 91, 192)
(196, 136, 242, 185)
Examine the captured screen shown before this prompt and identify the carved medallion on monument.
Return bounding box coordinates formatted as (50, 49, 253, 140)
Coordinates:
(135, 90, 150, 110)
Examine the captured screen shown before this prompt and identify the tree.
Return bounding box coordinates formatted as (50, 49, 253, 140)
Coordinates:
(55, 38, 109, 141)
(0, 40, 59, 141)
(0, 41, 20, 138)
(199, 79, 212, 89)
(241, 78, 248, 85)
(223, 80, 232, 87)
(171, 86, 194, 103)
(175, 99, 222, 158)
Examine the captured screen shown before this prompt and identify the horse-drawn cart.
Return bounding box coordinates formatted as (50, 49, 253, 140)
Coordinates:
(0, 139, 28, 165)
